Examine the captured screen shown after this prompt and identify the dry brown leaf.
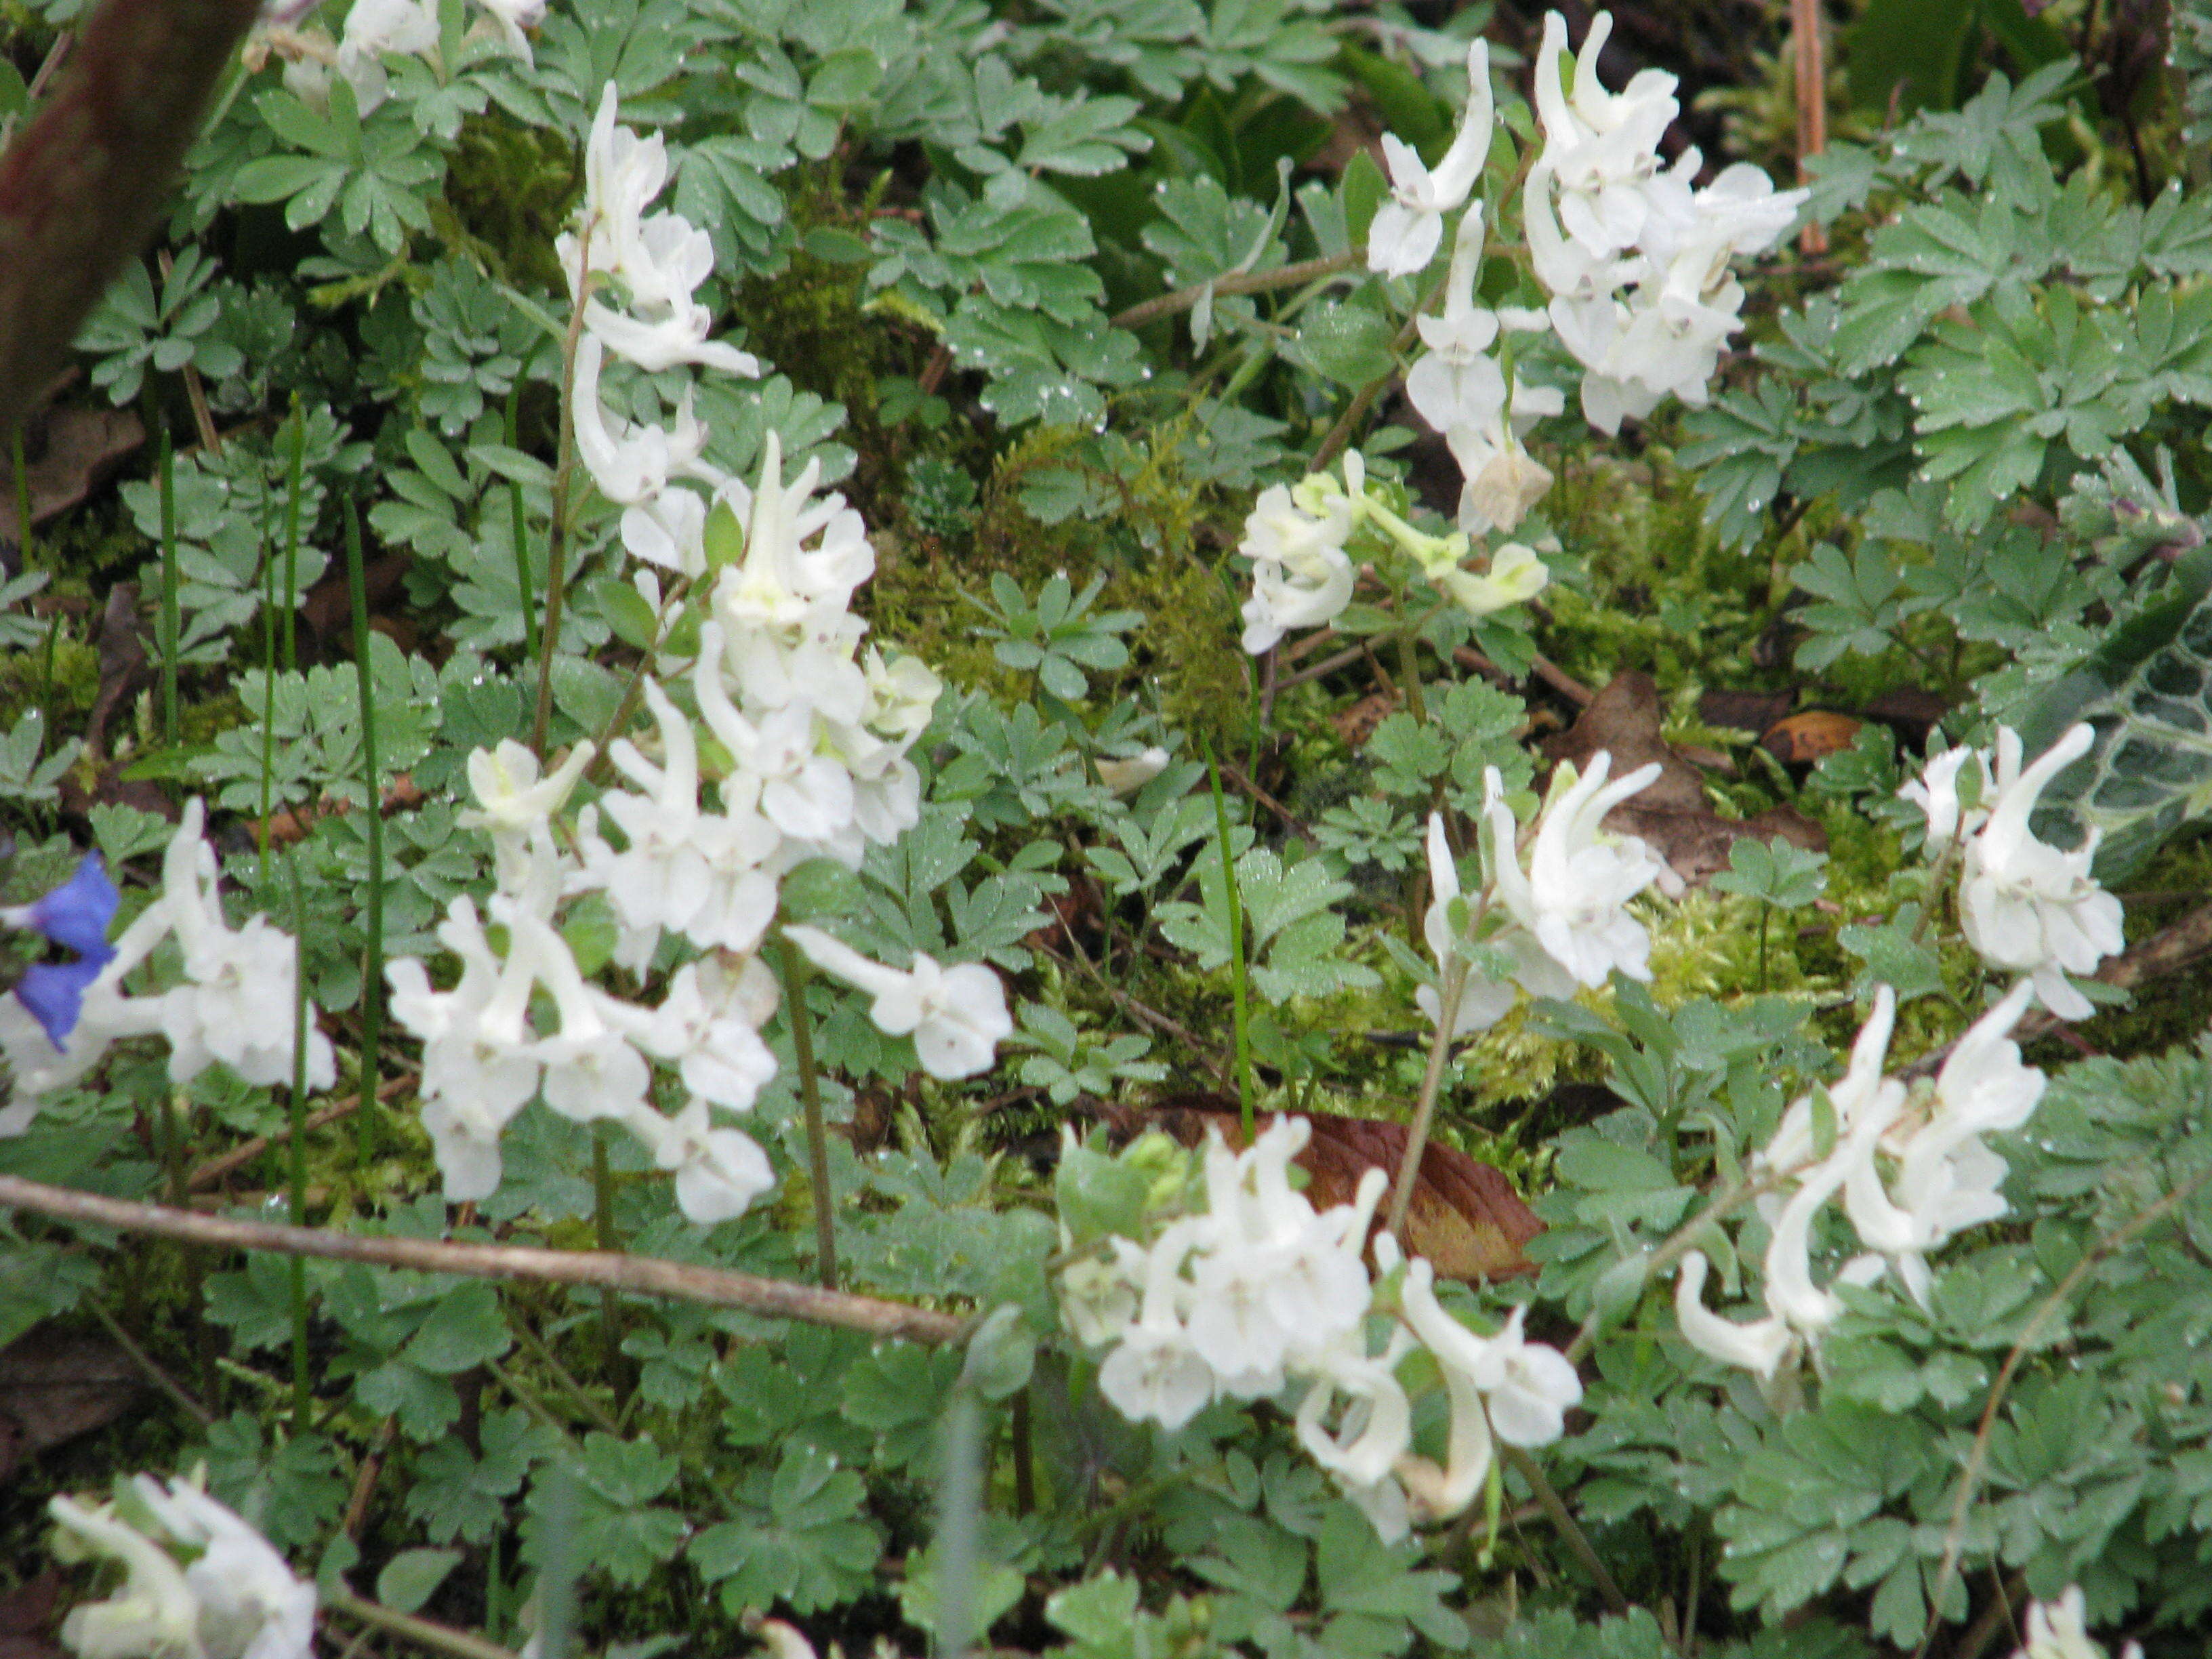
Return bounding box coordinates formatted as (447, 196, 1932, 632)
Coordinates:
(0, 1570, 64, 1659)
(0, 1328, 140, 1478)
(1698, 687, 1796, 737)
(1543, 670, 1827, 886)
(1141, 1099, 1542, 1281)
(1329, 689, 1400, 750)
(0, 407, 144, 550)
(1760, 710, 1862, 765)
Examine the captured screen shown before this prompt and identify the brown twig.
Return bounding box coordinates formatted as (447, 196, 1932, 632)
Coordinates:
(186, 1073, 415, 1191)
(1111, 251, 1361, 332)
(1790, 0, 1829, 257)
(0, 1173, 968, 1345)
(0, 0, 262, 443)
(82, 1294, 216, 1426)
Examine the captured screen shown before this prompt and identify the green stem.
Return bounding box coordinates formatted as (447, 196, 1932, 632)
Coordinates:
(155, 419, 179, 745)
(280, 397, 305, 672)
(287, 855, 312, 1433)
(1500, 1446, 1631, 1617)
(1393, 623, 1429, 727)
(591, 1134, 624, 1376)
(1387, 953, 1465, 1241)
(530, 248, 594, 756)
(327, 1587, 523, 1659)
(774, 935, 839, 1288)
(1202, 738, 1254, 1139)
(506, 384, 537, 663)
(341, 499, 384, 1162)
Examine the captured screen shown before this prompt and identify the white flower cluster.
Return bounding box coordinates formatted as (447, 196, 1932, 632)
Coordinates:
(1901, 722, 2125, 1019)
(1065, 1118, 1581, 1541)
(49, 1472, 315, 1659)
(1418, 754, 1668, 1038)
(1675, 981, 2047, 1380)
(1235, 449, 1550, 654)
(0, 802, 336, 1136)
(1366, 41, 1561, 540)
(1524, 12, 1805, 433)
(384, 83, 1006, 1220)
(565, 85, 766, 576)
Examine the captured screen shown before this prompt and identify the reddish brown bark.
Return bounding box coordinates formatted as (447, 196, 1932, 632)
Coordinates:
(0, 0, 261, 441)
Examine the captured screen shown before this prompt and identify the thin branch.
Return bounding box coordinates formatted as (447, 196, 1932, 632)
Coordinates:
(82, 1295, 215, 1426)
(186, 1073, 416, 1191)
(327, 1588, 521, 1659)
(0, 1173, 968, 1345)
(1111, 252, 1361, 332)
(1502, 1446, 1633, 1620)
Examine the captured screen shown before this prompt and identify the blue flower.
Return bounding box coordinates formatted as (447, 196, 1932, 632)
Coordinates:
(3, 853, 119, 1050)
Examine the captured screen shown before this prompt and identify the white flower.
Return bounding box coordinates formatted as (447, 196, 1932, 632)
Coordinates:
(630, 958, 779, 1112)
(460, 739, 594, 888)
(582, 676, 780, 955)
(333, 0, 436, 114)
(1673, 1252, 1794, 1381)
(51, 1475, 314, 1659)
(1900, 743, 1986, 852)
(1237, 458, 1360, 653)
(572, 337, 712, 508)
(1414, 813, 1519, 1037)
(2015, 1587, 2139, 1659)
(782, 926, 1012, 1079)
(1447, 417, 1560, 536)
(628, 1100, 775, 1224)
(125, 1477, 316, 1659)
(1957, 723, 2123, 1019)
(1367, 40, 1494, 279)
(49, 1495, 203, 1659)
(1529, 12, 1678, 261)
(471, 0, 544, 60)
(1095, 1223, 1213, 1429)
(1462, 1304, 1583, 1446)
(154, 802, 337, 1092)
(1425, 537, 1551, 617)
(1483, 756, 1666, 989)
(1405, 207, 1504, 434)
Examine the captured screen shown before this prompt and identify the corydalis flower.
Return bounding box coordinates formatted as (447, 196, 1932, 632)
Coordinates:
(1368, 39, 1495, 279)
(1956, 723, 2123, 1019)
(51, 1473, 315, 1659)
(1236, 458, 1359, 653)
(1481, 755, 1666, 990)
(782, 926, 1011, 1080)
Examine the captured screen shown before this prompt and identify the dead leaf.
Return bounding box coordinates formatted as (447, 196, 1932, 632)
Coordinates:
(1760, 710, 1862, 765)
(0, 1328, 140, 1476)
(256, 772, 426, 848)
(1141, 1098, 1542, 1281)
(1544, 670, 1828, 885)
(1698, 688, 1796, 737)
(0, 406, 144, 554)
(1862, 687, 1949, 747)
(1330, 689, 1399, 750)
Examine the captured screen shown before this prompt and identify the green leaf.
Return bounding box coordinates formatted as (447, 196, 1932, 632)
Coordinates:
(376, 1549, 462, 1617)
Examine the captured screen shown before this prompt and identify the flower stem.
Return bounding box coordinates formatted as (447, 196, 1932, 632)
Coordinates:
(155, 416, 179, 745)
(1387, 954, 1465, 1241)
(1500, 1446, 1631, 1617)
(327, 1587, 523, 1659)
(591, 1133, 624, 1376)
(281, 398, 305, 672)
(775, 934, 839, 1288)
(287, 853, 313, 1433)
(1202, 737, 1255, 1139)
(530, 244, 594, 758)
(342, 497, 384, 1162)
(506, 384, 538, 663)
